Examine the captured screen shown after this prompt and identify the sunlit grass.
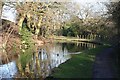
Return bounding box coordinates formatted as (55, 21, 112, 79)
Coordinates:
(49, 45, 111, 78)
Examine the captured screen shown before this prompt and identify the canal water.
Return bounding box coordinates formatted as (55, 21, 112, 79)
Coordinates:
(0, 42, 99, 79)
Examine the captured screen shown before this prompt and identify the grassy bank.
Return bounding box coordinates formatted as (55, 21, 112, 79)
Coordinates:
(48, 45, 111, 78)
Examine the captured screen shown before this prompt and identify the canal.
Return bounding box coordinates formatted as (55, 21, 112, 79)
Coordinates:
(0, 41, 100, 79)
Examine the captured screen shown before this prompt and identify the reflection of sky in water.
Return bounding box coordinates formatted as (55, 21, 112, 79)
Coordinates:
(49, 44, 71, 68)
(0, 61, 17, 79)
(0, 42, 98, 79)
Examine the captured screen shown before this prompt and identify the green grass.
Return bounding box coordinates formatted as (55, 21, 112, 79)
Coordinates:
(50, 45, 111, 78)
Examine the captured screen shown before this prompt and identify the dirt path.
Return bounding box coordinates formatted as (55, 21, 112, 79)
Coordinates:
(93, 48, 117, 78)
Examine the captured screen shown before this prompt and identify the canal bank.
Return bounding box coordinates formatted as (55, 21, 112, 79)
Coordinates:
(46, 45, 111, 79)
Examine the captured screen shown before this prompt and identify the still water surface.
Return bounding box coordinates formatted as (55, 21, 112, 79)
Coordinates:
(0, 42, 99, 79)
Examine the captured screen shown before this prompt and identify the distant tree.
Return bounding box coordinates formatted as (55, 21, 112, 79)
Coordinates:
(106, 1, 120, 44)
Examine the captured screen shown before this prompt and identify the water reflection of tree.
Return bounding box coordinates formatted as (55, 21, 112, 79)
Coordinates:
(15, 42, 97, 78)
(16, 43, 69, 78)
(65, 42, 96, 53)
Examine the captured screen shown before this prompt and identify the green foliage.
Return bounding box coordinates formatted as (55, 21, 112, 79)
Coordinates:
(19, 23, 35, 70)
(61, 15, 115, 44)
(62, 19, 89, 37)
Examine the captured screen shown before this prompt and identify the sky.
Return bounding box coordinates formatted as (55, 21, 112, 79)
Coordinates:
(73, 0, 109, 18)
(1, 0, 111, 22)
(1, 2, 17, 22)
(74, 0, 109, 3)
(2, 0, 120, 2)
(1, 0, 110, 2)
(74, 0, 109, 9)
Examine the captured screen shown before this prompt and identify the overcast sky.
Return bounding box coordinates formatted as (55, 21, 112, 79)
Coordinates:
(0, 0, 112, 22)
(73, 0, 109, 17)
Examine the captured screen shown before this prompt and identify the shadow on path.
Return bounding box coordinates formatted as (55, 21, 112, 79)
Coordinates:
(93, 48, 117, 79)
